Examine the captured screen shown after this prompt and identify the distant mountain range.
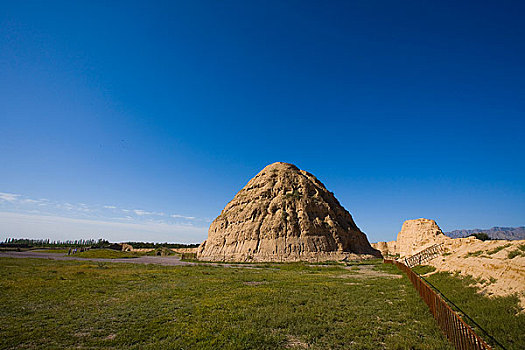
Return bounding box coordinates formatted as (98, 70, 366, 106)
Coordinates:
(445, 226, 525, 240)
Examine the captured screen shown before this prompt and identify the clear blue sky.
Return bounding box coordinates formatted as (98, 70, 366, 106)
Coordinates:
(1, 1, 523, 243)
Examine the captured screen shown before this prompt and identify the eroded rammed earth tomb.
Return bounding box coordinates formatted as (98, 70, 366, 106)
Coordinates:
(197, 162, 381, 262)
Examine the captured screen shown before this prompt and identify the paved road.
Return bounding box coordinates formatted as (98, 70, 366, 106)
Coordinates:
(0, 250, 194, 266)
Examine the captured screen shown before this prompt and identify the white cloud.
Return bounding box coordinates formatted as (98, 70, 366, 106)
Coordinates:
(133, 209, 166, 217)
(0, 192, 205, 237)
(0, 212, 207, 243)
(0, 192, 20, 202)
(171, 214, 197, 220)
(134, 209, 152, 216)
(22, 199, 40, 204)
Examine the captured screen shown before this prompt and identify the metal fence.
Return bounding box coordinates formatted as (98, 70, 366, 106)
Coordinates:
(384, 259, 492, 350)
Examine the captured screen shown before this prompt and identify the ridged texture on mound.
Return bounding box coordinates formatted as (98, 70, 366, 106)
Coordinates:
(197, 162, 381, 262)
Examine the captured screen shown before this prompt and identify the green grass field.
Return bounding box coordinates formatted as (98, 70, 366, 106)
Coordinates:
(32, 249, 70, 254)
(30, 248, 146, 258)
(0, 257, 453, 349)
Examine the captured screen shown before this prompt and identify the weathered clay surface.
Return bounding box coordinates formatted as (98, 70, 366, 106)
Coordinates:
(197, 162, 381, 262)
(371, 241, 397, 257)
(396, 218, 450, 257)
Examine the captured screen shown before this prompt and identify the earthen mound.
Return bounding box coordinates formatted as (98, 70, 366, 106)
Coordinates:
(197, 162, 381, 262)
(396, 218, 450, 257)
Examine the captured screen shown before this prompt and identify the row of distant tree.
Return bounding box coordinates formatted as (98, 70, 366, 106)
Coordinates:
(122, 242, 199, 249)
(1, 238, 199, 249)
(1, 238, 110, 248)
(468, 233, 490, 241)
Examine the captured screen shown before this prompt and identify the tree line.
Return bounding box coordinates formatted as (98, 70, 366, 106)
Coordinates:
(122, 242, 199, 249)
(1, 238, 109, 248)
(1, 238, 199, 249)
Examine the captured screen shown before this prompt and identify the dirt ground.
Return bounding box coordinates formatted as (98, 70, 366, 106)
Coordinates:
(343, 265, 402, 279)
(0, 250, 194, 266)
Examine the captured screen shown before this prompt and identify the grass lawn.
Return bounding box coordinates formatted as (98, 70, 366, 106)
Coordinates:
(415, 267, 525, 350)
(28, 248, 145, 258)
(0, 257, 453, 349)
(32, 249, 70, 254)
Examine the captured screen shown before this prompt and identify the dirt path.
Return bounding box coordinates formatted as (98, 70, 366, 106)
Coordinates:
(0, 251, 194, 266)
(343, 264, 402, 278)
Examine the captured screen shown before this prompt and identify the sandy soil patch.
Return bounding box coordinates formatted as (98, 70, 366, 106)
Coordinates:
(334, 265, 401, 279)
